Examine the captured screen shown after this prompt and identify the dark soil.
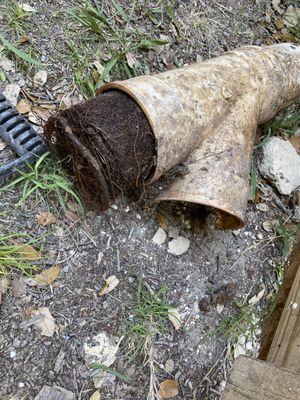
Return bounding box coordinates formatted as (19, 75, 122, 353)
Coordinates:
(44, 90, 156, 209)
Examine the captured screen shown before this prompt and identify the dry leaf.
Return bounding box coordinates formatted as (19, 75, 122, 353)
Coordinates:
(11, 277, 26, 298)
(65, 210, 79, 223)
(90, 391, 101, 400)
(31, 307, 57, 337)
(33, 106, 51, 122)
(0, 277, 9, 304)
(158, 379, 179, 399)
(35, 265, 60, 286)
(37, 211, 57, 226)
(98, 275, 120, 296)
(16, 99, 32, 114)
(33, 70, 48, 87)
(19, 34, 29, 44)
(168, 308, 182, 330)
(156, 213, 168, 230)
(18, 244, 39, 261)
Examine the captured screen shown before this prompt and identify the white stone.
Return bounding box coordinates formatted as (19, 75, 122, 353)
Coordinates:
(3, 83, 20, 106)
(259, 137, 300, 195)
(83, 332, 119, 388)
(167, 236, 190, 256)
(33, 70, 47, 86)
(152, 227, 167, 245)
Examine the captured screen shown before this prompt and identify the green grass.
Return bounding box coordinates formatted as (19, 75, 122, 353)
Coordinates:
(67, 1, 171, 96)
(256, 103, 300, 149)
(0, 235, 38, 276)
(1, 152, 82, 211)
(124, 279, 174, 361)
(1, 1, 35, 35)
(200, 301, 259, 357)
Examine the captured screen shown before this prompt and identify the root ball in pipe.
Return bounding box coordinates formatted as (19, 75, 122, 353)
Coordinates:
(45, 43, 300, 229)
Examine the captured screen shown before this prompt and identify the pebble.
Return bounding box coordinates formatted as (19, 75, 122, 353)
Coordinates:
(168, 236, 190, 256)
(165, 358, 175, 373)
(259, 137, 300, 195)
(152, 227, 167, 245)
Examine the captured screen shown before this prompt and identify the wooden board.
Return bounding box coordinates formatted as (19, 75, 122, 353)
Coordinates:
(222, 356, 300, 400)
(259, 233, 300, 360)
(267, 234, 300, 370)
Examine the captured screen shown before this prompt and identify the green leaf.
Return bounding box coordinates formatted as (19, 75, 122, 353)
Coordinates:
(90, 363, 131, 381)
(137, 39, 168, 50)
(0, 34, 43, 66)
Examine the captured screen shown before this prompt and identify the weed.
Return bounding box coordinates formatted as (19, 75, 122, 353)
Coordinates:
(1, 1, 34, 35)
(0, 34, 42, 67)
(91, 363, 131, 381)
(277, 217, 299, 262)
(200, 301, 260, 358)
(0, 234, 38, 276)
(67, 1, 169, 95)
(124, 279, 172, 361)
(1, 152, 82, 211)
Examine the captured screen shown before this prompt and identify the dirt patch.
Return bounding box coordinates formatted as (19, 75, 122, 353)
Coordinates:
(45, 90, 156, 209)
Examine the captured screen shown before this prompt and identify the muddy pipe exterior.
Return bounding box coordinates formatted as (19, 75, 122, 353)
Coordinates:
(100, 44, 300, 229)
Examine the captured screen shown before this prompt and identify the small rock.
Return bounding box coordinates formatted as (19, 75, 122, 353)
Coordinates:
(168, 227, 179, 239)
(3, 83, 21, 106)
(168, 236, 190, 256)
(0, 51, 14, 72)
(33, 70, 48, 86)
(34, 385, 74, 400)
(262, 221, 273, 233)
(152, 227, 167, 245)
(256, 203, 268, 212)
(216, 304, 224, 314)
(165, 358, 175, 373)
(83, 332, 119, 388)
(259, 137, 300, 195)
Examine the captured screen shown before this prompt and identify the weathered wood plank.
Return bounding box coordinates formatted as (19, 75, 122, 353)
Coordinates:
(267, 234, 300, 370)
(222, 356, 300, 400)
(259, 233, 300, 360)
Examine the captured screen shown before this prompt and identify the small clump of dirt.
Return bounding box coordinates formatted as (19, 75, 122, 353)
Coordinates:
(44, 90, 157, 209)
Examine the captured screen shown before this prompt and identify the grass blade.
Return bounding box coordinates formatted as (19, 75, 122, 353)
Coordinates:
(90, 363, 131, 381)
(0, 34, 43, 66)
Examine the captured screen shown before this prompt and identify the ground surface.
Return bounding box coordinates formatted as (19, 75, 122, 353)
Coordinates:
(0, 1, 299, 400)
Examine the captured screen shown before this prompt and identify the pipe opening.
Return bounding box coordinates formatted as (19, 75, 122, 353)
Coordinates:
(44, 90, 157, 210)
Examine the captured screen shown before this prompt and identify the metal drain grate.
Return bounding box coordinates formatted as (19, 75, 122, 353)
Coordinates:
(0, 90, 47, 179)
